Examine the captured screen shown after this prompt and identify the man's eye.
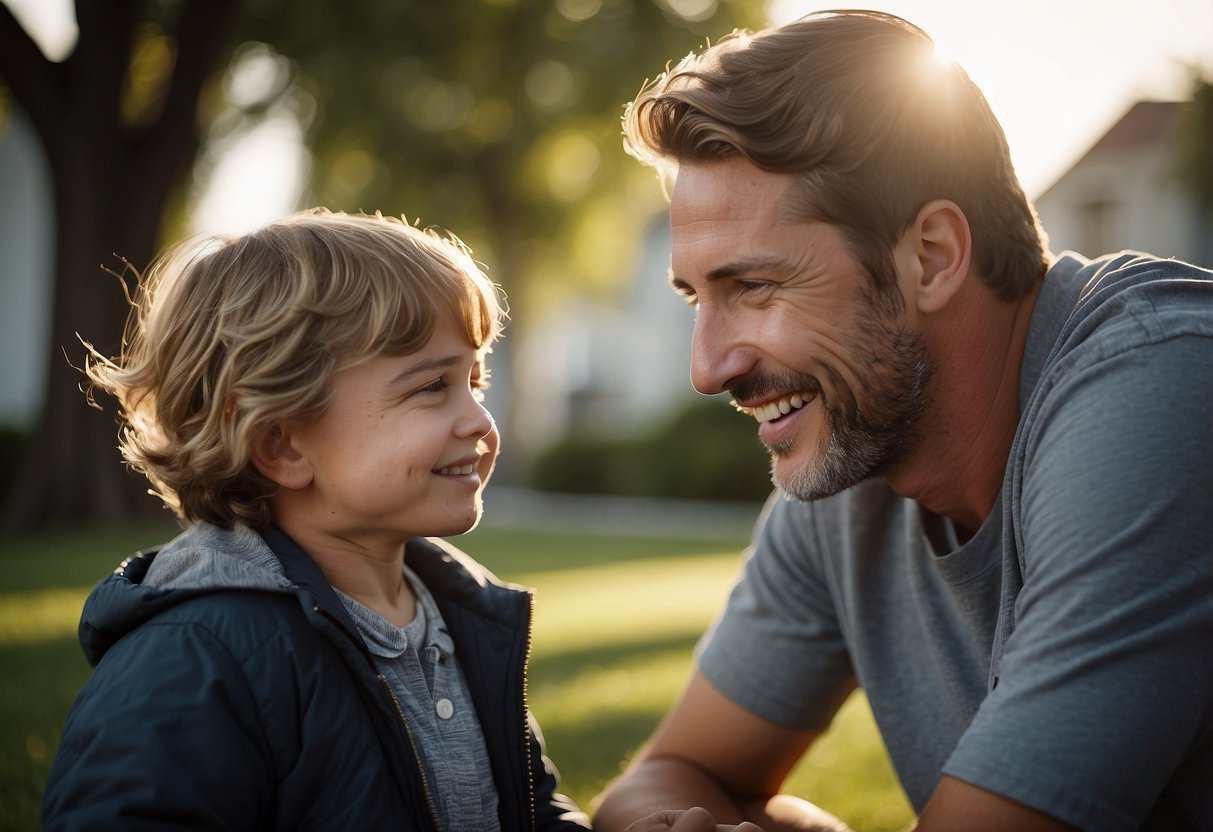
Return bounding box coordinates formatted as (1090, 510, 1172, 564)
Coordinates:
(736, 280, 769, 295)
(679, 291, 699, 308)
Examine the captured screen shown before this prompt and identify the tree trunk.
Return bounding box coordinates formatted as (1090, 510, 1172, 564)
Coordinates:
(1, 0, 240, 531)
(3, 143, 164, 528)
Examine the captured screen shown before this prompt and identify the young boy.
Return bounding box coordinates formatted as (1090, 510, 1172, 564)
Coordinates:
(42, 209, 590, 831)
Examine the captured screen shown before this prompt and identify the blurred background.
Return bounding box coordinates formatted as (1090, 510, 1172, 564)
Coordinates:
(1, 3, 1211, 828)
(1, 0, 1211, 530)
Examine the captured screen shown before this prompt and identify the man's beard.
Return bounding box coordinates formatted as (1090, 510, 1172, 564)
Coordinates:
(734, 302, 933, 502)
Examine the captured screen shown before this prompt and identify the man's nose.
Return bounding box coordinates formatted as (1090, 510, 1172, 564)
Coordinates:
(689, 306, 754, 395)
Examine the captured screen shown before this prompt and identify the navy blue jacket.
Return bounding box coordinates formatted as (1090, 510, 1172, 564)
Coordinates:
(42, 524, 589, 831)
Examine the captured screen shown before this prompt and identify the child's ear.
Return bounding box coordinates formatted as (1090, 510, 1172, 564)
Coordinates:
(250, 424, 312, 490)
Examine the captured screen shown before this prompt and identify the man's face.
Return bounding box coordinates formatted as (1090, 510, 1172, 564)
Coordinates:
(668, 158, 932, 500)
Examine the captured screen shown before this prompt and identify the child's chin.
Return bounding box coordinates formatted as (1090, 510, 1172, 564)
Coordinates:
(444, 508, 484, 537)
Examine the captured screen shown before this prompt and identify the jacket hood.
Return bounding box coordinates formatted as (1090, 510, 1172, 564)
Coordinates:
(77, 522, 527, 668)
(78, 523, 296, 666)
(142, 522, 294, 592)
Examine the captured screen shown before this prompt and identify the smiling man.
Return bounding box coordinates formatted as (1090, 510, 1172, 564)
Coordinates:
(593, 10, 1213, 832)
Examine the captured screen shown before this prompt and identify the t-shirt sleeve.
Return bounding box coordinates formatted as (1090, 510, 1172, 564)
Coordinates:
(697, 494, 856, 731)
(944, 331, 1213, 831)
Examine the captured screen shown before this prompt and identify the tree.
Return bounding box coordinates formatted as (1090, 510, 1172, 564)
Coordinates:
(0, 0, 761, 531)
(0, 0, 241, 530)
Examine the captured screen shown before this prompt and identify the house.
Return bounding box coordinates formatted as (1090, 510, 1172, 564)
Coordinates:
(1033, 100, 1210, 266)
(508, 219, 699, 453)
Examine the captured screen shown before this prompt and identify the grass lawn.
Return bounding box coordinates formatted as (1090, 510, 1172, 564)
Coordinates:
(0, 519, 913, 831)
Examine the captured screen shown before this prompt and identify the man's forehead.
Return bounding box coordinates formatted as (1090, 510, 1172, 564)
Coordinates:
(670, 159, 796, 225)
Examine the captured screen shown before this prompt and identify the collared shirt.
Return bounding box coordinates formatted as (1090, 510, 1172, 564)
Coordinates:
(336, 566, 500, 831)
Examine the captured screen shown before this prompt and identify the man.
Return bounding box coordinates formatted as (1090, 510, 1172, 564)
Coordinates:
(593, 10, 1212, 832)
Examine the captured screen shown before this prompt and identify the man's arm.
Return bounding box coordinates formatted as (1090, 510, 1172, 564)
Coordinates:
(914, 777, 1076, 832)
(596, 677, 1079, 832)
(593, 670, 853, 832)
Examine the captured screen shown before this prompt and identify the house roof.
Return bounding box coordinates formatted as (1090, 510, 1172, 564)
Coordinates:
(1034, 99, 1184, 199)
(1085, 100, 1182, 154)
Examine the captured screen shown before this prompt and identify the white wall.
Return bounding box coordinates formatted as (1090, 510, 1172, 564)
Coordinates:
(0, 111, 54, 429)
(1035, 141, 1198, 264)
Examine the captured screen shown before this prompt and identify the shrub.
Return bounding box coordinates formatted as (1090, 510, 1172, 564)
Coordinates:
(529, 399, 771, 502)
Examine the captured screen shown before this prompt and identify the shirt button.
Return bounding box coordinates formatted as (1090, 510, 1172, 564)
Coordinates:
(435, 698, 454, 720)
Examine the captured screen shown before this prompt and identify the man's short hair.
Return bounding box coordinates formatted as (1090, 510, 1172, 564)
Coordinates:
(623, 10, 1049, 304)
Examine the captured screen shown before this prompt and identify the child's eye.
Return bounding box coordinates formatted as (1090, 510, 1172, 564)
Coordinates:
(418, 378, 448, 395)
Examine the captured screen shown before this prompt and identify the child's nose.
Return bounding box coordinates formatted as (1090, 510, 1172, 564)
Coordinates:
(457, 396, 495, 440)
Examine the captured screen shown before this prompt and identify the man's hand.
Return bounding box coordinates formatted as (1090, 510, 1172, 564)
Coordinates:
(623, 806, 767, 832)
(594, 671, 852, 832)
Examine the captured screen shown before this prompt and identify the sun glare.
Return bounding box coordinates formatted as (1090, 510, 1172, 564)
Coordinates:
(928, 38, 958, 71)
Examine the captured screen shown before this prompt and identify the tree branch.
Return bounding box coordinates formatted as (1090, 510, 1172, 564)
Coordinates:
(136, 0, 242, 182)
(0, 2, 66, 144)
(70, 0, 138, 133)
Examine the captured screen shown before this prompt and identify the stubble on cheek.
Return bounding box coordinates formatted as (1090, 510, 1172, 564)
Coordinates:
(765, 320, 932, 501)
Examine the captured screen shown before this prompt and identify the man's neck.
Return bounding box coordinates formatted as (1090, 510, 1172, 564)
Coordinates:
(888, 279, 1042, 538)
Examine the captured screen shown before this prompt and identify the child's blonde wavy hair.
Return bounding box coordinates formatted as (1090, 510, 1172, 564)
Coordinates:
(84, 208, 505, 528)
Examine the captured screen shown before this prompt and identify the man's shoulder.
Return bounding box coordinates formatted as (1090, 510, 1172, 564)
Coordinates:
(1025, 251, 1213, 407)
(1053, 251, 1213, 337)
(1051, 249, 1213, 284)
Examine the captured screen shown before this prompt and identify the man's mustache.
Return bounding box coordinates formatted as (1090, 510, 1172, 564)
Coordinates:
(729, 371, 823, 403)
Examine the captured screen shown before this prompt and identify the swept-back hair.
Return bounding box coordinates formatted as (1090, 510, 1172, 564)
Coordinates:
(623, 9, 1048, 303)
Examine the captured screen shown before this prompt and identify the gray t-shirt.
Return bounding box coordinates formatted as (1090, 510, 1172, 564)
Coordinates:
(699, 252, 1213, 831)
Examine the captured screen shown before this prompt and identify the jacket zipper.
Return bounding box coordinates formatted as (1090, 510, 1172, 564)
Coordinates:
(523, 591, 537, 832)
(379, 673, 444, 832)
(310, 602, 443, 832)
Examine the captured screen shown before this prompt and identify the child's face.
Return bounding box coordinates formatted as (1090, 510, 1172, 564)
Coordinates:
(283, 310, 499, 549)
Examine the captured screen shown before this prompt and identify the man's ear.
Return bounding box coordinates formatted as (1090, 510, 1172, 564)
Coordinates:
(250, 424, 312, 490)
(903, 199, 972, 315)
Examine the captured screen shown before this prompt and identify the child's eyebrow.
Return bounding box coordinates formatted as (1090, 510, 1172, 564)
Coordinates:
(390, 355, 461, 384)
